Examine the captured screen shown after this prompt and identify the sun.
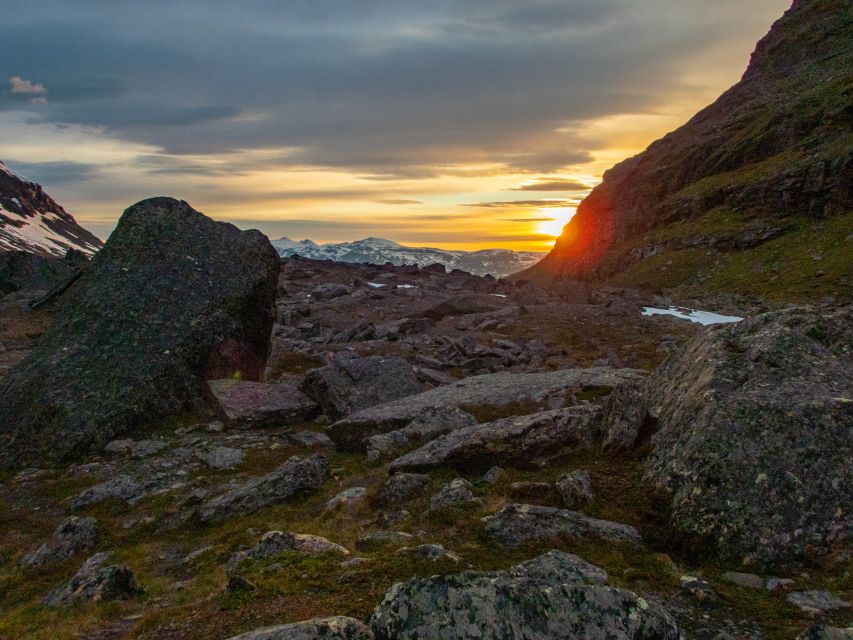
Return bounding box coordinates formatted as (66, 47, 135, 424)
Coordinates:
(536, 207, 576, 238)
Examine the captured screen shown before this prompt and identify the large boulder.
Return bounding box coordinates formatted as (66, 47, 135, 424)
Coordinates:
(301, 356, 421, 420)
(642, 306, 852, 564)
(0, 198, 280, 468)
(207, 379, 318, 428)
(329, 367, 644, 451)
(390, 406, 599, 473)
(369, 550, 678, 639)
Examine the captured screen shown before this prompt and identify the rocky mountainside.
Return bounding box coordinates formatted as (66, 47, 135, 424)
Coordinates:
(0, 161, 103, 257)
(272, 236, 544, 278)
(520, 0, 852, 304)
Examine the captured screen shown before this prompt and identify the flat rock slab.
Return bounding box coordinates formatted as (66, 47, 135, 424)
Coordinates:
(787, 590, 851, 614)
(329, 366, 644, 451)
(226, 617, 374, 640)
(390, 405, 599, 473)
(208, 379, 318, 429)
(369, 550, 677, 639)
(483, 503, 643, 548)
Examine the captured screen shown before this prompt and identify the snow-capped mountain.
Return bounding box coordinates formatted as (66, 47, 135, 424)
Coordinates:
(0, 161, 103, 257)
(271, 236, 545, 278)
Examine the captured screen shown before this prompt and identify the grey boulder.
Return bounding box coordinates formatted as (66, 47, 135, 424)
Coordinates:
(227, 531, 349, 572)
(20, 516, 98, 570)
(555, 470, 594, 509)
(207, 379, 318, 429)
(42, 552, 141, 607)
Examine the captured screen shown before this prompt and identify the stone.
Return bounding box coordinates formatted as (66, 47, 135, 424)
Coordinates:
(483, 503, 642, 548)
(324, 486, 367, 512)
(365, 406, 476, 462)
(679, 574, 718, 602)
(20, 516, 98, 570)
(198, 446, 244, 471)
(0, 198, 280, 468)
(103, 439, 167, 458)
(380, 473, 431, 506)
(290, 431, 335, 448)
(597, 380, 650, 451)
(796, 626, 853, 640)
(330, 367, 643, 451)
(197, 455, 329, 524)
(643, 306, 853, 563)
(70, 475, 148, 509)
(310, 283, 351, 301)
(225, 617, 374, 640)
(227, 531, 349, 572)
(369, 550, 678, 639)
(301, 356, 421, 421)
(555, 469, 594, 508)
(426, 478, 483, 512)
(394, 544, 461, 563)
(415, 295, 505, 322)
(207, 379, 318, 429)
(787, 590, 851, 614)
(721, 571, 764, 589)
(390, 406, 599, 474)
(482, 466, 505, 485)
(510, 549, 609, 585)
(42, 552, 142, 607)
(355, 531, 416, 552)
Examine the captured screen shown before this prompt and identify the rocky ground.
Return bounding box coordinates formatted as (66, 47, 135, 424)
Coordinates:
(0, 255, 850, 640)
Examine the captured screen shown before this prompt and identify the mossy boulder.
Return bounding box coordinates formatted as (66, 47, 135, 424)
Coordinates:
(0, 197, 280, 468)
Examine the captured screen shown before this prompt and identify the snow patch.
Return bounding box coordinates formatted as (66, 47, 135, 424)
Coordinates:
(642, 307, 743, 325)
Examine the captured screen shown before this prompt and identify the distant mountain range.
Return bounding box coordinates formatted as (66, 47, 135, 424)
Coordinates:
(0, 161, 102, 257)
(271, 236, 545, 278)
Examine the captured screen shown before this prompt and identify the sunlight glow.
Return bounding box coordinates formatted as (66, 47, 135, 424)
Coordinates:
(535, 206, 576, 238)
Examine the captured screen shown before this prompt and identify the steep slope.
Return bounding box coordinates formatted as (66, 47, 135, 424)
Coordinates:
(271, 236, 545, 278)
(521, 0, 852, 303)
(0, 161, 103, 257)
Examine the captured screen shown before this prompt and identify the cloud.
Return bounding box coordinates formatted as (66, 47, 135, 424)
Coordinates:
(3, 159, 99, 185)
(374, 198, 423, 205)
(510, 179, 591, 192)
(9, 76, 48, 104)
(462, 199, 574, 208)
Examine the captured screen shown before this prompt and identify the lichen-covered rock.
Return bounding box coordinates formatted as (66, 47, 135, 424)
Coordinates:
(425, 479, 482, 512)
(20, 516, 97, 570)
(329, 367, 644, 451)
(226, 617, 374, 640)
(227, 531, 349, 572)
(301, 356, 421, 420)
(390, 406, 599, 473)
(483, 503, 642, 548)
(394, 544, 461, 563)
(643, 306, 853, 564)
(207, 379, 318, 429)
(69, 475, 149, 509)
(42, 552, 141, 607)
(555, 470, 594, 509)
(509, 549, 609, 585)
(0, 197, 280, 468)
(381, 473, 430, 506)
(197, 455, 329, 524)
(369, 550, 677, 639)
(366, 406, 476, 462)
(596, 379, 650, 451)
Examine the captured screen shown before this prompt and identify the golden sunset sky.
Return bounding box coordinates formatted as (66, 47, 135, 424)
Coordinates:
(1, 1, 791, 251)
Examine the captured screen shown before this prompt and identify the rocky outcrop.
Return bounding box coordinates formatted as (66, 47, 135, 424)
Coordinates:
(0, 197, 280, 468)
(366, 406, 476, 463)
(226, 531, 349, 572)
(642, 306, 852, 564)
(329, 367, 643, 451)
(20, 516, 97, 570)
(301, 356, 421, 420)
(483, 503, 642, 548)
(226, 617, 374, 640)
(197, 454, 329, 524)
(207, 379, 318, 429)
(389, 406, 599, 473)
(520, 1, 852, 300)
(42, 552, 141, 607)
(369, 550, 677, 639)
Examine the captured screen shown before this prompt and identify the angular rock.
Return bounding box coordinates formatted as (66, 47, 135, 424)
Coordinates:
(556, 470, 594, 509)
(0, 198, 280, 468)
(643, 306, 853, 564)
(227, 531, 349, 572)
(355, 531, 416, 551)
(226, 617, 374, 640)
(390, 406, 599, 473)
(483, 503, 642, 548)
(510, 549, 608, 585)
(721, 571, 763, 589)
(301, 356, 421, 421)
(42, 552, 141, 607)
(103, 439, 167, 458)
(198, 446, 244, 471)
(482, 466, 505, 485)
(198, 455, 329, 524)
(679, 574, 718, 602)
(426, 479, 482, 512)
(394, 544, 461, 563)
(310, 283, 351, 301)
(324, 486, 367, 512)
(20, 516, 98, 570)
(365, 406, 476, 462)
(70, 475, 148, 509)
(330, 367, 643, 451)
(787, 590, 851, 614)
(369, 550, 677, 639)
(597, 379, 650, 451)
(290, 431, 335, 448)
(380, 473, 431, 506)
(208, 379, 318, 429)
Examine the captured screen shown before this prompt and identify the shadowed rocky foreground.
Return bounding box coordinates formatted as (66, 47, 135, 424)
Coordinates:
(0, 197, 850, 640)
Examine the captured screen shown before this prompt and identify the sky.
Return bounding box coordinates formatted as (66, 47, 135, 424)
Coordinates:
(0, 0, 790, 251)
